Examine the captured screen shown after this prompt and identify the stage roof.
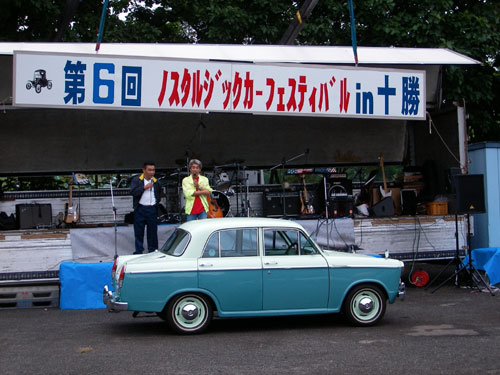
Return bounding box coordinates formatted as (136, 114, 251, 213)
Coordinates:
(0, 43, 477, 174)
(0, 42, 480, 65)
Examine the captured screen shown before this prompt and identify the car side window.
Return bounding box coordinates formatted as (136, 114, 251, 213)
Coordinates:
(202, 232, 219, 258)
(300, 232, 319, 255)
(264, 229, 299, 256)
(202, 229, 258, 258)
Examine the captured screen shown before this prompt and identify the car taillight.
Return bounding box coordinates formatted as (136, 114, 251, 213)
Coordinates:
(118, 265, 126, 289)
(111, 258, 118, 280)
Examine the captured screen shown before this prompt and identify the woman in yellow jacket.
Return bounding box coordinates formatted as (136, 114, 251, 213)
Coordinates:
(182, 159, 213, 221)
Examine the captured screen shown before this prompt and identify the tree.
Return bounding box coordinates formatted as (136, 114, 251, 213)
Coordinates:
(297, 0, 500, 141)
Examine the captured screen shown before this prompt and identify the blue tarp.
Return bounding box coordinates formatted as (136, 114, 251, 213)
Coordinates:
(471, 248, 500, 286)
(59, 262, 113, 310)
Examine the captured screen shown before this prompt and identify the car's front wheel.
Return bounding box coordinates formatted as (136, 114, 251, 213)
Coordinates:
(343, 284, 386, 326)
(166, 294, 212, 334)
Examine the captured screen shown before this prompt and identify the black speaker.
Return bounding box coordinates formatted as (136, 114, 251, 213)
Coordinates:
(453, 174, 486, 214)
(401, 189, 417, 215)
(15, 204, 52, 229)
(372, 198, 394, 217)
(263, 192, 301, 217)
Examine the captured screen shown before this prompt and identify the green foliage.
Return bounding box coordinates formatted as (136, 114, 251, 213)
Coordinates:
(0, 176, 67, 191)
(0, 0, 64, 41)
(299, 0, 500, 141)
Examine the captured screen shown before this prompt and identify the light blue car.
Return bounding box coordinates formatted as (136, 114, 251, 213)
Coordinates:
(104, 217, 405, 334)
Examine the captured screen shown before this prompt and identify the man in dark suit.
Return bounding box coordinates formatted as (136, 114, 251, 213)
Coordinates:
(129, 161, 161, 254)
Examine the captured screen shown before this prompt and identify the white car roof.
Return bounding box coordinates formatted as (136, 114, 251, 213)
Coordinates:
(179, 217, 304, 233)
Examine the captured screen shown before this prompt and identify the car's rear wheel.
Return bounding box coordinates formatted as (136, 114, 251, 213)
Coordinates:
(343, 284, 386, 326)
(26, 82, 32, 90)
(47, 81, 52, 89)
(166, 294, 212, 334)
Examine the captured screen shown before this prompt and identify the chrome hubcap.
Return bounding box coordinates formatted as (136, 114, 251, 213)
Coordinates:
(358, 296, 374, 313)
(181, 303, 199, 320)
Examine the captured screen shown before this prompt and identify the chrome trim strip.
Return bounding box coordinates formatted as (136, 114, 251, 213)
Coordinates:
(329, 265, 402, 269)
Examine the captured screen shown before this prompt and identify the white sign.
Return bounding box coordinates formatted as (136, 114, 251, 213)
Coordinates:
(14, 51, 425, 119)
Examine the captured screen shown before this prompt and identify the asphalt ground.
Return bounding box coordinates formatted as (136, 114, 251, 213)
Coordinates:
(1, 263, 499, 375)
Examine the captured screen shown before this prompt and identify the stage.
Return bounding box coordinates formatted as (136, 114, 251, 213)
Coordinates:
(0, 215, 470, 278)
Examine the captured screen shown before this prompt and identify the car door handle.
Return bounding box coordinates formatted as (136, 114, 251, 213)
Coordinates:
(199, 263, 213, 267)
(264, 261, 278, 265)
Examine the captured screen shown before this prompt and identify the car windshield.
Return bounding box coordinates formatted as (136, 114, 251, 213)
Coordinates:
(160, 229, 190, 256)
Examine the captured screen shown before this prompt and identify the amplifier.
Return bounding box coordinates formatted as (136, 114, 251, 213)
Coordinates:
(316, 178, 352, 213)
(263, 192, 300, 217)
(328, 196, 354, 218)
(15, 204, 52, 229)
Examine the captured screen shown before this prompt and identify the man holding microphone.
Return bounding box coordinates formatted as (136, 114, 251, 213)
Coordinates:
(182, 159, 212, 221)
(130, 161, 161, 254)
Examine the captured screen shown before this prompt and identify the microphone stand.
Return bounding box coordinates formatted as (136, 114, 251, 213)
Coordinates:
(110, 180, 118, 260)
(270, 149, 309, 218)
(323, 175, 330, 249)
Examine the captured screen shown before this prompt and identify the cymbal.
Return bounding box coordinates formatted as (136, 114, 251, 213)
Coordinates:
(215, 181, 232, 191)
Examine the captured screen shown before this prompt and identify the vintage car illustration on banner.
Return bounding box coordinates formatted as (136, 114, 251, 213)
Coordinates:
(103, 218, 405, 334)
(26, 69, 53, 93)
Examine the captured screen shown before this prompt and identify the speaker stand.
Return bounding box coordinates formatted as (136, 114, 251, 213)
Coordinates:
(429, 214, 494, 295)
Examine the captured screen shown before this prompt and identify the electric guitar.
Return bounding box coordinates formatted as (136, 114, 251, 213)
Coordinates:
(64, 182, 79, 224)
(300, 175, 315, 215)
(378, 154, 393, 199)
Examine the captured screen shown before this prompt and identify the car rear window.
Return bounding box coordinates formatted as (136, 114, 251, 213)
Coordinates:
(160, 229, 190, 256)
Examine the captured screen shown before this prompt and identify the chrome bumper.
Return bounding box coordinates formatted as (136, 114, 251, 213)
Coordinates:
(103, 285, 128, 312)
(398, 281, 406, 301)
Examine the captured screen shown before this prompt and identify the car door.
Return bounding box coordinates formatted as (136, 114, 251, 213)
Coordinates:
(262, 228, 329, 310)
(198, 228, 263, 312)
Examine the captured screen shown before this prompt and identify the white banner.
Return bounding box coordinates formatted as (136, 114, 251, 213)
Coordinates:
(13, 51, 425, 119)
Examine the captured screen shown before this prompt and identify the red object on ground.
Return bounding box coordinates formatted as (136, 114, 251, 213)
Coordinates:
(411, 270, 430, 287)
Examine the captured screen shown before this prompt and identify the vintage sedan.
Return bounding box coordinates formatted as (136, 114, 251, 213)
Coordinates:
(104, 218, 405, 334)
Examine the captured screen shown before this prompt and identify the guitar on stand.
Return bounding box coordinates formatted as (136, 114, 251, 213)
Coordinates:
(379, 154, 393, 199)
(300, 175, 315, 215)
(372, 154, 394, 217)
(64, 180, 79, 225)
